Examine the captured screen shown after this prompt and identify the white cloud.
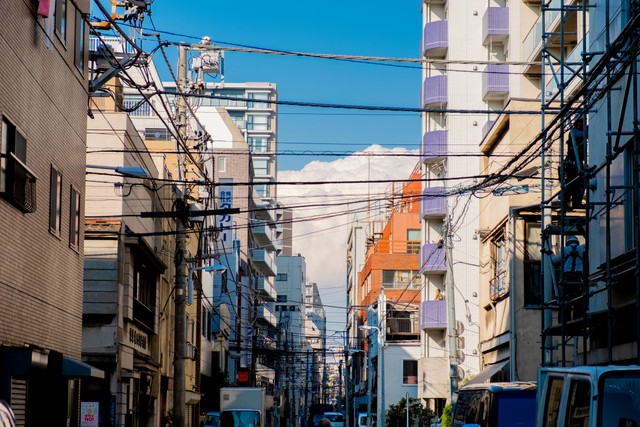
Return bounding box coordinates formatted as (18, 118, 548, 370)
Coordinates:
(278, 144, 419, 333)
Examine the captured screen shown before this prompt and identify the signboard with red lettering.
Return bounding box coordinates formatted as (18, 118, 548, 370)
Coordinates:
(81, 402, 99, 427)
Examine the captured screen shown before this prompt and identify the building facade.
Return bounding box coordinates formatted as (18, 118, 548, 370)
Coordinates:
(0, 1, 101, 425)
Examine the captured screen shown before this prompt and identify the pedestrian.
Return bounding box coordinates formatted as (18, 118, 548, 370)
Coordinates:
(545, 235, 585, 320)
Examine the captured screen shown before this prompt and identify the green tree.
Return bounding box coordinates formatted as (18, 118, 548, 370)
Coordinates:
(385, 397, 434, 427)
(440, 403, 452, 427)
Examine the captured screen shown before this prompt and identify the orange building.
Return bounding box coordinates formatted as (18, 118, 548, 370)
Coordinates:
(357, 164, 422, 339)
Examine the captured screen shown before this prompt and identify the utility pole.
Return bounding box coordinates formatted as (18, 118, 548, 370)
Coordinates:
(445, 219, 459, 403)
(173, 43, 189, 427)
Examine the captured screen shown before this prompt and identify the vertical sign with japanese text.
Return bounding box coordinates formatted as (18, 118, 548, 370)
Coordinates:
(217, 179, 234, 253)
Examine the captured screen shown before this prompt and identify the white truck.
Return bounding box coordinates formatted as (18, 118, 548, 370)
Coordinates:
(220, 387, 267, 427)
(536, 365, 640, 427)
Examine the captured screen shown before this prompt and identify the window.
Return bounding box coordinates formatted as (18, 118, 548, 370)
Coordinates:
(144, 127, 170, 141)
(524, 223, 543, 306)
(123, 96, 152, 117)
(490, 234, 507, 300)
(1, 116, 36, 213)
(74, 9, 85, 72)
(276, 295, 287, 303)
(248, 137, 268, 153)
(382, 270, 421, 289)
(246, 115, 269, 131)
(543, 377, 564, 427)
(407, 229, 420, 254)
(132, 250, 158, 330)
(253, 158, 269, 176)
(49, 165, 62, 235)
(217, 157, 226, 173)
(403, 360, 418, 384)
(69, 186, 80, 250)
(276, 273, 288, 281)
(247, 92, 270, 109)
(566, 380, 590, 427)
(55, 0, 67, 44)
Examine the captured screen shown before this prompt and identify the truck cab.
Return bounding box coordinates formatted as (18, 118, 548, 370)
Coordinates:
(536, 366, 640, 427)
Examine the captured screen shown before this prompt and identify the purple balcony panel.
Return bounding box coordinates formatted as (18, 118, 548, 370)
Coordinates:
(420, 300, 447, 330)
(483, 7, 509, 45)
(483, 64, 509, 101)
(421, 130, 448, 161)
(423, 75, 448, 107)
(421, 186, 446, 218)
(482, 120, 496, 140)
(422, 21, 448, 57)
(421, 243, 446, 273)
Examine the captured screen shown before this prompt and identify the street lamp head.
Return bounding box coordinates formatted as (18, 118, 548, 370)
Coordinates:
(87, 164, 149, 178)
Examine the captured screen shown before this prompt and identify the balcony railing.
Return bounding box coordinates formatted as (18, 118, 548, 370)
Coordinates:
(251, 220, 275, 251)
(133, 299, 155, 331)
(420, 300, 447, 330)
(256, 276, 277, 301)
(423, 75, 448, 107)
(387, 316, 420, 335)
(370, 239, 422, 255)
(422, 21, 448, 58)
(421, 130, 448, 162)
(252, 248, 276, 276)
(482, 64, 510, 101)
(482, 120, 497, 140)
(3, 153, 37, 214)
(256, 305, 277, 328)
(421, 187, 446, 218)
(483, 7, 509, 45)
(421, 243, 446, 273)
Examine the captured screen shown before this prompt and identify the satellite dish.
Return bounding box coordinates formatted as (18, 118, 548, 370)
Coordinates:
(457, 350, 465, 364)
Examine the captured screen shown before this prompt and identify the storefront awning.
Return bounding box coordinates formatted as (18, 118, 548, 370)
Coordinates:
(465, 360, 509, 385)
(62, 357, 104, 379)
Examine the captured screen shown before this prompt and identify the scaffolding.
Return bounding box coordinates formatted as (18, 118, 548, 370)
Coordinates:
(539, 0, 640, 366)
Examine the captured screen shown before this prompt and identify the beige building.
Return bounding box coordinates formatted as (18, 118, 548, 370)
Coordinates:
(83, 107, 175, 427)
(0, 0, 100, 425)
(477, 99, 544, 382)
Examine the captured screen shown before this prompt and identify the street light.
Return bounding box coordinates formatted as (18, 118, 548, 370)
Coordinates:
(359, 325, 384, 427)
(86, 164, 149, 178)
(187, 263, 226, 304)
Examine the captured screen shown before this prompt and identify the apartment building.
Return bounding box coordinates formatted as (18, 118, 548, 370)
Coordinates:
(356, 166, 423, 425)
(0, 1, 100, 425)
(83, 109, 174, 427)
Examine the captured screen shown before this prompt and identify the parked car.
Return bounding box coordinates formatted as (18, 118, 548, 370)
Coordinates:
(205, 411, 220, 427)
(323, 412, 345, 427)
(453, 382, 536, 427)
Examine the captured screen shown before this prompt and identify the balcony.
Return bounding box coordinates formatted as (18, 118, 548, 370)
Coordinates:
(255, 304, 277, 328)
(482, 64, 509, 101)
(421, 187, 446, 218)
(2, 153, 37, 213)
(421, 243, 446, 274)
(256, 276, 277, 301)
(421, 130, 447, 162)
(422, 21, 448, 58)
(422, 75, 448, 107)
(482, 7, 509, 45)
(252, 248, 276, 276)
(482, 120, 497, 140)
(251, 220, 275, 251)
(420, 300, 447, 330)
(387, 314, 420, 336)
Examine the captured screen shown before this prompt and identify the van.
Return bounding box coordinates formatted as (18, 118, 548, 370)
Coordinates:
(452, 382, 537, 427)
(536, 365, 640, 427)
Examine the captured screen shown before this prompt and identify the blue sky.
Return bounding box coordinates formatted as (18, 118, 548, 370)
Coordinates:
(137, 0, 423, 170)
(95, 1, 425, 337)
